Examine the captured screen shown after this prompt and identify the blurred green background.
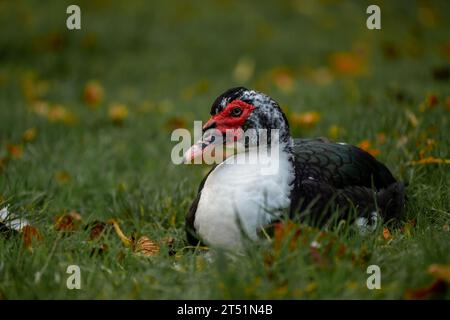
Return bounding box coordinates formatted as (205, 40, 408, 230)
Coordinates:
(0, 0, 449, 299)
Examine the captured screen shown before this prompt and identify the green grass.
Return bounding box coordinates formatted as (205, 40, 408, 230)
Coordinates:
(0, 0, 449, 299)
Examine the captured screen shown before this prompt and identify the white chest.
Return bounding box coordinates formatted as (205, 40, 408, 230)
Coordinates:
(194, 149, 294, 249)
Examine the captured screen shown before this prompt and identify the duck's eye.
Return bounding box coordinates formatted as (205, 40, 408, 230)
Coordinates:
(230, 107, 242, 117)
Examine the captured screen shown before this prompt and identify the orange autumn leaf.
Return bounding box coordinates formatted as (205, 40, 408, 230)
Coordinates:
(329, 52, 367, 76)
(83, 80, 104, 108)
(290, 111, 321, 128)
(7, 144, 23, 159)
(108, 103, 129, 124)
(357, 140, 380, 157)
(358, 139, 370, 151)
(272, 68, 295, 93)
(383, 227, 392, 240)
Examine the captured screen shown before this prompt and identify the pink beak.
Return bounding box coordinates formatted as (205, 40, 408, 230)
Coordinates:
(183, 120, 220, 164)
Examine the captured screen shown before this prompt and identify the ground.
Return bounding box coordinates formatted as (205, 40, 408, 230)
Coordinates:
(0, 0, 449, 299)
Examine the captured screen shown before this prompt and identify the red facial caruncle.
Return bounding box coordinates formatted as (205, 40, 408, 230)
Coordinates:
(202, 99, 256, 134)
(183, 99, 256, 164)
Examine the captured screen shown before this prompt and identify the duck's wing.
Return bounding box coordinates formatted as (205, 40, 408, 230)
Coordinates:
(290, 139, 404, 222)
(292, 138, 396, 190)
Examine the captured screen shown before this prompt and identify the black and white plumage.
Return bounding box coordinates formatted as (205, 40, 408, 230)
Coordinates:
(184, 87, 405, 249)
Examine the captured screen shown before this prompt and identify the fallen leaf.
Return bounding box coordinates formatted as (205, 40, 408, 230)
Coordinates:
(383, 227, 392, 240)
(48, 105, 77, 125)
(290, 111, 321, 128)
(272, 68, 295, 93)
(133, 236, 160, 256)
(109, 219, 159, 256)
(22, 225, 43, 250)
(357, 140, 380, 157)
(404, 279, 446, 299)
(83, 80, 104, 108)
(7, 144, 23, 159)
(55, 171, 71, 185)
(22, 128, 37, 143)
(86, 220, 108, 240)
(329, 52, 367, 76)
(108, 103, 129, 124)
(54, 211, 82, 232)
(428, 264, 450, 283)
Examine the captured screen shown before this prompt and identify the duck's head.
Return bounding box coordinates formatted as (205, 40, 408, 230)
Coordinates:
(184, 87, 291, 164)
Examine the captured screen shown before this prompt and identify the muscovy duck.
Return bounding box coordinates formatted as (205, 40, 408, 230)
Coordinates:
(184, 87, 405, 249)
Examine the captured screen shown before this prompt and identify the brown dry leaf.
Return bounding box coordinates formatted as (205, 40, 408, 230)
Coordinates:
(55, 171, 71, 185)
(133, 236, 160, 256)
(404, 279, 447, 300)
(22, 225, 43, 250)
(87, 221, 107, 241)
(54, 211, 82, 232)
(109, 219, 159, 256)
(428, 264, 450, 283)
